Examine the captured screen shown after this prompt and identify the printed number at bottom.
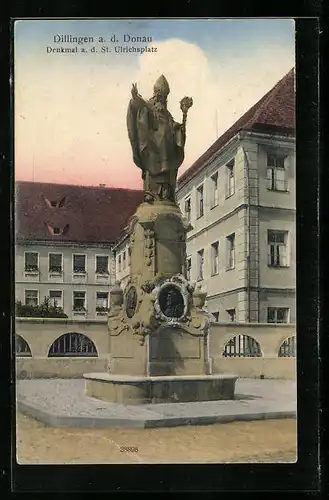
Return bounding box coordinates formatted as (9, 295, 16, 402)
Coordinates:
(120, 446, 139, 452)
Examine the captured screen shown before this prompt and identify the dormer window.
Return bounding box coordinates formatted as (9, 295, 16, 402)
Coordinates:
(43, 195, 66, 209)
(47, 223, 69, 235)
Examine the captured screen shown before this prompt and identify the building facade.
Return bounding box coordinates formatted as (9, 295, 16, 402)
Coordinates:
(176, 69, 296, 323)
(15, 182, 143, 320)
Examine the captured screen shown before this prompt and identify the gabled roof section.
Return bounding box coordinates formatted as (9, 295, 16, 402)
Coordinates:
(15, 181, 144, 245)
(178, 68, 295, 188)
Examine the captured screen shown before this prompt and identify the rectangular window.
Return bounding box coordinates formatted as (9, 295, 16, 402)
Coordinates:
(73, 291, 86, 311)
(24, 290, 38, 306)
(127, 246, 131, 266)
(118, 254, 122, 272)
(196, 185, 204, 218)
(24, 252, 39, 272)
(227, 308, 236, 322)
(96, 291, 109, 310)
(96, 255, 109, 274)
(268, 230, 288, 267)
(49, 253, 63, 273)
(197, 249, 204, 280)
(267, 153, 288, 191)
(267, 307, 289, 323)
(226, 233, 235, 270)
(73, 254, 86, 273)
(211, 241, 219, 275)
(184, 197, 191, 222)
(226, 159, 235, 198)
(49, 290, 63, 308)
(123, 250, 126, 269)
(210, 172, 218, 208)
(186, 257, 192, 281)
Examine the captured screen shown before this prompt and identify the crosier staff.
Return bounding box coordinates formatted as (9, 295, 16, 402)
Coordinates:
(180, 96, 193, 134)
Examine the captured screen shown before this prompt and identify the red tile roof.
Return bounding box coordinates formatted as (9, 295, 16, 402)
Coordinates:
(15, 181, 144, 245)
(178, 68, 295, 188)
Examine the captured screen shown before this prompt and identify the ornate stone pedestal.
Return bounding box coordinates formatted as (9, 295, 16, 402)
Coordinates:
(84, 200, 237, 404)
(107, 200, 212, 376)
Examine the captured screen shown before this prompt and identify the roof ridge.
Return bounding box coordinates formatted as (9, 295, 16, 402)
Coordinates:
(15, 180, 143, 193)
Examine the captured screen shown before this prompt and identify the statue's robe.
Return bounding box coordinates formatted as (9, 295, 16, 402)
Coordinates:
(127, 96, 185, 179)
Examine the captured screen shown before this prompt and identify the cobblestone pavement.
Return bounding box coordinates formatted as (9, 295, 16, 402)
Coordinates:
(16, 378, 297, 428)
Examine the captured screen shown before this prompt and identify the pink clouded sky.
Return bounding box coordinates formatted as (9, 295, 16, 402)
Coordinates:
(14, 19, 295, 189)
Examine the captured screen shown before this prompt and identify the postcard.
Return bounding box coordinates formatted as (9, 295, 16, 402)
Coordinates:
(14, 17, 297, 466)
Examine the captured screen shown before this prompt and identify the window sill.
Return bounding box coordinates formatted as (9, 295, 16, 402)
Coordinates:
(225, 193, 235, 200)
(96, 273, 110, 279)
(73, 310, 87, 316)
(210, 203, 218, 211)
(196, 214, 204, 220)
(96, 311, 108, 316)
(48, 273, 63, 282)
(267, 265, 289, 269)
(267, 321, 288, 324)
(225, 266, 235, 272)
(197, 277, 204, 282)
(211, 272, 219, 277)
(24, 271, 39, 278)
(267, 188, 290, 194)
(73, 273, 87, 279)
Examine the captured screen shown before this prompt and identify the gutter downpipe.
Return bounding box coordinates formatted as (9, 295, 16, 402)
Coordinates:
(239, 132, 251, 323)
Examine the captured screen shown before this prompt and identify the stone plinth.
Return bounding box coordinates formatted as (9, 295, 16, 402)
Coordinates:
(128, 200, 190, 282)
(84, 373, 238, 405)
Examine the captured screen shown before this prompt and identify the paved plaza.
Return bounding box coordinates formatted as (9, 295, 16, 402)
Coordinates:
(17, 378, 297, 429)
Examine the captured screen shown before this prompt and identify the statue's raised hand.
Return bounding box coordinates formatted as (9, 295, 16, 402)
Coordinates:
(131, 83, 139, 99)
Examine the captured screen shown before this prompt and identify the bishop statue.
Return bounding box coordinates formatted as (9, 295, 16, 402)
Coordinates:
(127, 74, 193, 202)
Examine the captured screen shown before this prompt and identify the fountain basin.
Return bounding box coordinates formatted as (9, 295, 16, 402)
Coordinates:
(84, 373, 238, 404)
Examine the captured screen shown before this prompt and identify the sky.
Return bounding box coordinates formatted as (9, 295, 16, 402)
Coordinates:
(14, 18, 295, 189)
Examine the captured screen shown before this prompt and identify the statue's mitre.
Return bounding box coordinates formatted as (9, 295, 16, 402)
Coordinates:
(153, 74, 170, 96)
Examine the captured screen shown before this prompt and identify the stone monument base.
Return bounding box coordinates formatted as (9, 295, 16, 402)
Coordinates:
(84, 373, 238, 405)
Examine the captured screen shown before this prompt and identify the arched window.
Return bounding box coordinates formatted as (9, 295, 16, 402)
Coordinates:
(48, 333, 98, 357)
(16, 335, 32, 356)
(278, 336, 296, 357)
(223, 334, 262, 357)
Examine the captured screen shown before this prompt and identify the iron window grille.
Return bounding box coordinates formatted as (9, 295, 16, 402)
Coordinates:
(278, 336, 296, 357)
(223, 335, 262, 357)
(48, 333, 98, 357)
(15, 335, 32, 356)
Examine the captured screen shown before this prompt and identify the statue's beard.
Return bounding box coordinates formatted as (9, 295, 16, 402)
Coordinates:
(155, 102, 164, 111)
(152, 95, 167, 108)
